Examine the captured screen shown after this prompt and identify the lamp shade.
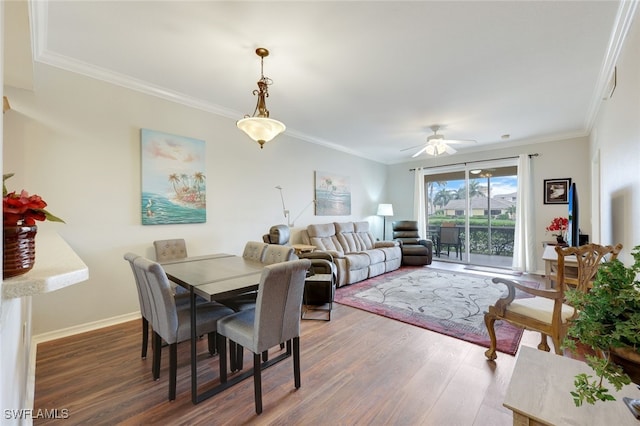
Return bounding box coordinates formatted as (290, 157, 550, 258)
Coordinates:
(237, 117, 286, 146)
(377, 203, 394, 216)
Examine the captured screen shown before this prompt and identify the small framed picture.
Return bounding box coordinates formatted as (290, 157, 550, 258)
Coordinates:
(544, 178, 571, 204)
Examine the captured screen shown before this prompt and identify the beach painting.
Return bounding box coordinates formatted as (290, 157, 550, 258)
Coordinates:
(141, 129, 206, 225)
(315, 171, 351, 216)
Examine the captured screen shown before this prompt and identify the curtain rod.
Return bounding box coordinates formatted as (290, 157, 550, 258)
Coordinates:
(409, 153, 539, 171)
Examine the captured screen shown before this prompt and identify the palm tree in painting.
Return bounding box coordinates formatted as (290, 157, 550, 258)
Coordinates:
(168, 174, 181, 196)
(180, 174, 190, 192)
(193, 172, 206, 200)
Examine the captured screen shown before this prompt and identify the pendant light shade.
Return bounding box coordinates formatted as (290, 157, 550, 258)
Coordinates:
(237, 48, 286, 148)
(237, 117, 286, 147)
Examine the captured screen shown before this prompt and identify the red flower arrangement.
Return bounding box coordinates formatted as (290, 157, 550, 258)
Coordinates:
(545, 216, 568, 237)
(3, 174, 64, 227)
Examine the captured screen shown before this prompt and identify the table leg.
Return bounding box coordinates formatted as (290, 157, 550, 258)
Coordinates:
(190, 287, 198, 404)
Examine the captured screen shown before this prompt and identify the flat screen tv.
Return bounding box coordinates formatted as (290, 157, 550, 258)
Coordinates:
(567, 182, 579, 247)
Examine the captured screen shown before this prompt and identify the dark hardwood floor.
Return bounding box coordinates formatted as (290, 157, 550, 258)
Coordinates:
(33, 263, 558, 425)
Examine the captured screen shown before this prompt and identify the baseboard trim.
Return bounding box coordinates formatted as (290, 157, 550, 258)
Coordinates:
(32, 312, 141, 345)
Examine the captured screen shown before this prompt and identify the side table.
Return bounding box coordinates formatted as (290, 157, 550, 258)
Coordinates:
(292, 244, 316, 255)
(302, 273, 335, 321)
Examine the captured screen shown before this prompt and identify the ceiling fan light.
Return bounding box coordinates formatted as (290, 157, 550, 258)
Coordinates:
(425, 144, 436, 156)
(237, 117, 286, 148)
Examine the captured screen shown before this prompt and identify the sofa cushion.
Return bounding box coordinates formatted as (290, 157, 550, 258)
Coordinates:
(335, 221, 376, 252)
(307, 223, 344, 255)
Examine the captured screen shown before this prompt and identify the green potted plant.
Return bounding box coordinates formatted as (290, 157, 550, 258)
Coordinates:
(563, 245, 640, 407)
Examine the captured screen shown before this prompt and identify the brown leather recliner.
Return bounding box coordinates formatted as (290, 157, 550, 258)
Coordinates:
(392, 220, 433, 266)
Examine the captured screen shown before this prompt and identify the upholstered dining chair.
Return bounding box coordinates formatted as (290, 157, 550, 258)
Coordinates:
(242, 241, 269, 262)
(124, 252, 153, 360)
(483, 243, 623, 361)
(262, 244, 296, 264)
(132, 256, 235, 401)
(153, 238, 188, 262)
(153, 238, 190, 296)
(217, 259, 311, 414)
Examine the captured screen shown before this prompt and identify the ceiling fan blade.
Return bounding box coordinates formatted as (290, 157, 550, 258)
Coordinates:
(444, 144, 457, 155)
(400, 143, 426, 152)
(411, 146, 428, 158)
(441, 139, 477, 144)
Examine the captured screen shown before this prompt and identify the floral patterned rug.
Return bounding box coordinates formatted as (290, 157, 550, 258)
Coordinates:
(334, 266, 538, 355)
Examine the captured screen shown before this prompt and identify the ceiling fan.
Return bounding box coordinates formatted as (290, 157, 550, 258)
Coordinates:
(404, 125, 476, 157)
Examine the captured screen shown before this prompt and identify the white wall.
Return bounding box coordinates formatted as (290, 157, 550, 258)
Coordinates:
(591, 11, 640, 264)
(386, 136, 592, 273)
(3, 63, 387, 335)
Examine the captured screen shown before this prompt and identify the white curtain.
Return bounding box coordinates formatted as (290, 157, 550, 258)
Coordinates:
(413, 168, 426, 238)
(512, 154, 537, 272)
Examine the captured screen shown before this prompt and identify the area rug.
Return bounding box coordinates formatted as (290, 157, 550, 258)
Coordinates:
(334, 267, 539, 355)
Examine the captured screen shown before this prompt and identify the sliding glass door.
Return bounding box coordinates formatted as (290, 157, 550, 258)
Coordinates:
(423, 159, 518, 269)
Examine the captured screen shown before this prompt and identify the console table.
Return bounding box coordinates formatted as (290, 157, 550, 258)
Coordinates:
(505, 346, 640, 425)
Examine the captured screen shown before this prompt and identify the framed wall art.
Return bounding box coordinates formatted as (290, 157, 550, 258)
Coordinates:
(141, 129, 206, 225)
(315, 171, 351, 216)
(543, 178, 571, 204)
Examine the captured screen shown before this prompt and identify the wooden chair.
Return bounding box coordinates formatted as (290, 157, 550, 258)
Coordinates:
(483, 243, 622, 360)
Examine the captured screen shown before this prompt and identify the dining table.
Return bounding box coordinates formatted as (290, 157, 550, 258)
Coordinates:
(161, 253, 285, 404)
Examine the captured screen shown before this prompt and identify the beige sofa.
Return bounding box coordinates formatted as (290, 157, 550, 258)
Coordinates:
(300, 221, 401, 287)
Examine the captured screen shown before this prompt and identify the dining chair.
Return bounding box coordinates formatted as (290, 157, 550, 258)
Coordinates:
(217, 259, 311, 414)
(153, 238, 188, 262)
(242, 241, 269, 262)
(132, 256, 235, 401)
(124, 252, 153, 359)
(483, 243, 623, 361)
(153, 238, 191, 296)
(262, 244, 296, 264)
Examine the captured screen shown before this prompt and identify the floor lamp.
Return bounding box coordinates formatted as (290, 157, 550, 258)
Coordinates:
(377, 203, 394, 240)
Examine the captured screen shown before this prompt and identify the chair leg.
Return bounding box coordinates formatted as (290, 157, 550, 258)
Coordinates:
(152, 332, 162, 380)
(218, 334, 227, 384)
(551, 335, 563, 355)
(236, 344, 244, 370)
(262, 350, 268, 362)
(169, 343, 177, 401)
(207, 332, 217, 356)
(538, 333, 551, 352)
(253, 353, 263, 414)
(483, 313, 498, 361)
(141, 317, 149, 359)
(293, 336, 301, 389)
(229, 341, 237, 372)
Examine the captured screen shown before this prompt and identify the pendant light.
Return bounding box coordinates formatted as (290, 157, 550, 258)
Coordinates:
(236, 48, 286, 148)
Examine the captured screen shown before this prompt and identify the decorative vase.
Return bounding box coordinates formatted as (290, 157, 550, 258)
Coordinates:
(556, 235, 565, 244)
(3, 225, 38, 279)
